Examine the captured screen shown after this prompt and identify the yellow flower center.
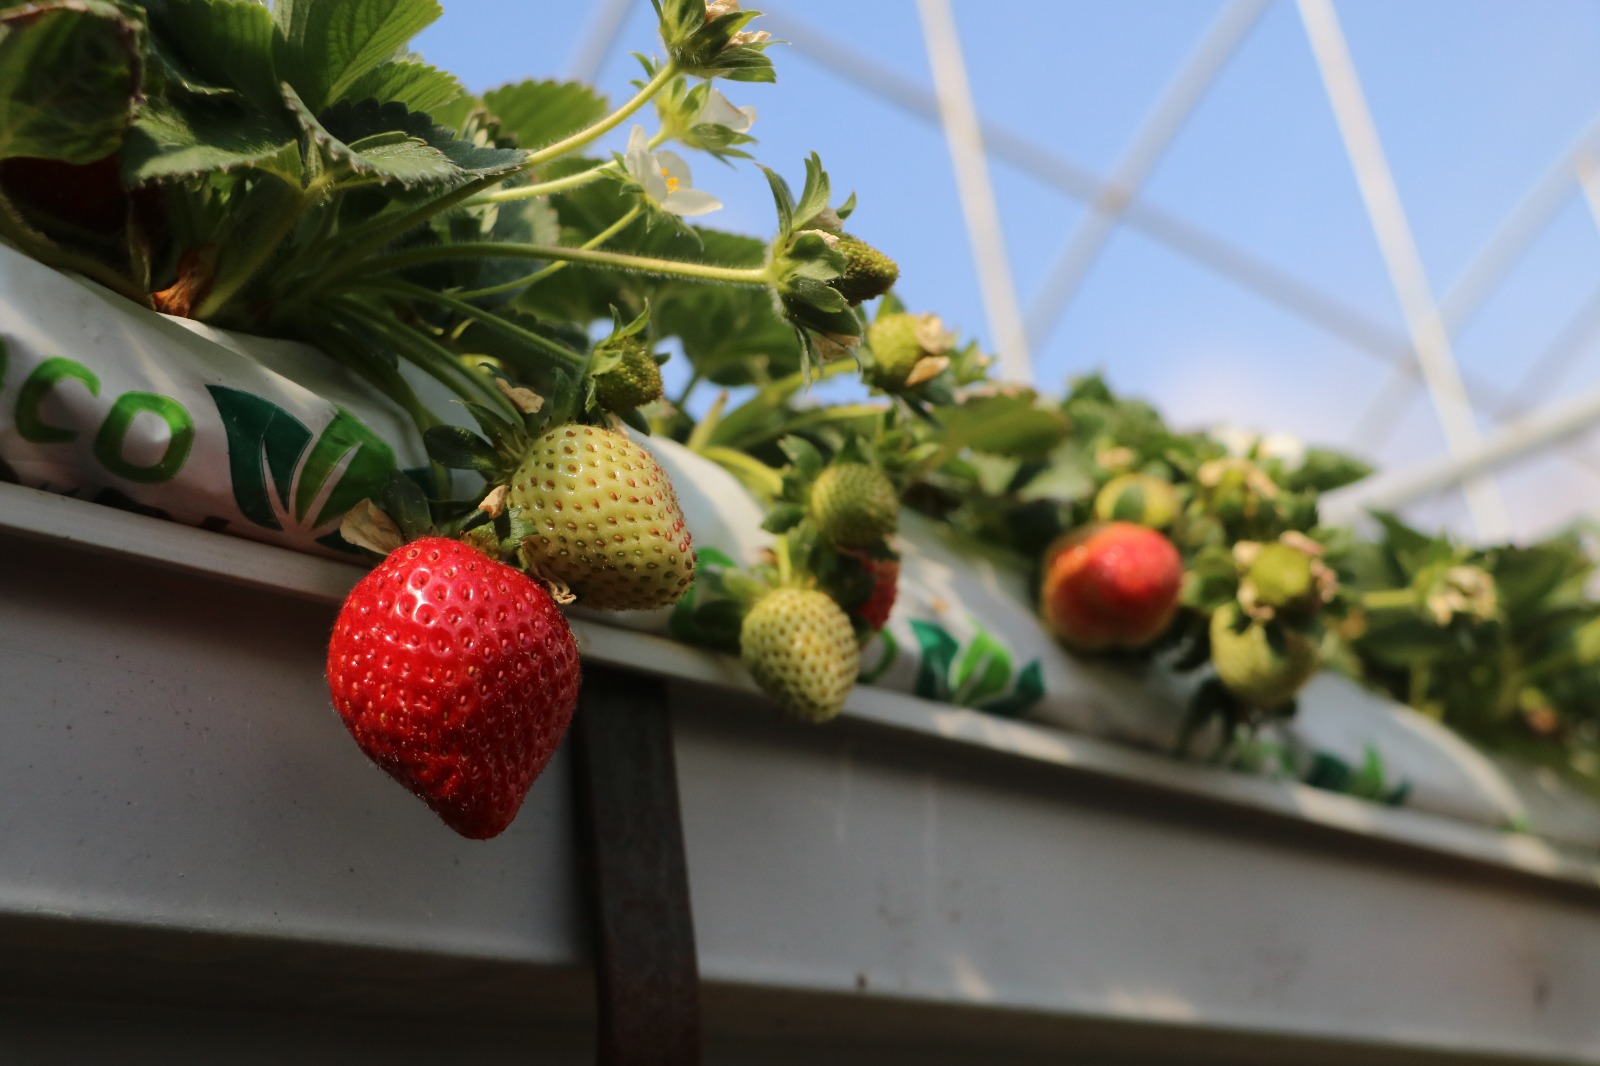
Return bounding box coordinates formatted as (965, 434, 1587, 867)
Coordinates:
(660, 165, 680, 193)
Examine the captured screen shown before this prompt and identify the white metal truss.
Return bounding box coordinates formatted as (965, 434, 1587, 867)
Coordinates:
(1024, 0, 1270, 350)
(581, 2, 1600, 539)
(1299, 0, 1505, 539)
(916, 0, 1032, 383)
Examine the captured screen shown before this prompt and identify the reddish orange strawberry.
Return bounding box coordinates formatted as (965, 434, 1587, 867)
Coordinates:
(843, 550, 899, 632)
(326, 537, 581, 839)
(1040, 522, 1183, 652)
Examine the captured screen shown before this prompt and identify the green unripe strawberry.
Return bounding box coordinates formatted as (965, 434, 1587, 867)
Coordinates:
(1246, 542, 1316, 611)
(829, 233, 899, 305)
(866, 312, 924, 390)
(809, 462, 899, 548)
(594, 341, 664, 413)
(506, 424, 694, 611)
(1209, 602, 1319, 709)
(741, 587, 861, 722)
(1093, 473, 1178, 529)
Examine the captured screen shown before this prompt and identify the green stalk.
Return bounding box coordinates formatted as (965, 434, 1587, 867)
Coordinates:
(339, 239, 771, 288)
(359, 279, 588, 370)
(471, 161, 618, 206)
(196, 177, 330, 321)
(520, 61, 678, 169)
(307, 61, 679, 292)
(338, 298, 518, 418)
(322, 317, 451, 496)
(699, 445, 784, 501)
(1362, 588, 1419, 612)
(453, 204, 643, 300)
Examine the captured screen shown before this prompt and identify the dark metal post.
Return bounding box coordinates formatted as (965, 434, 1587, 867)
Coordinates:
(571, 667, 702, 1066)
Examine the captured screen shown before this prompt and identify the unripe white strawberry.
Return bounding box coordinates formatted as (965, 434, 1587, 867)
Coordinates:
(740, 588, 860, 722)
(507, 424, 694, 611)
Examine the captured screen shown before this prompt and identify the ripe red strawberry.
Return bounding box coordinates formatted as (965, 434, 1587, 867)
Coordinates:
(507, 424, 695, 610)
(843, 550, 899, 632)
(1040, 522, 1183, 652)
(326, 537, 581, 839)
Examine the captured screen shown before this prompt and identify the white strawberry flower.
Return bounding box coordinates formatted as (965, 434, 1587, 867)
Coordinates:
(624, 125, 721, 217)
(698, 88, 757, 135)
(1213, 424, 1306, 471)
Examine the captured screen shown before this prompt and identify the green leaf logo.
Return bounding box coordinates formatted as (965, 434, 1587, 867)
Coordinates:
(207, 386, 395, 542)
(908, 618, 1044, 718)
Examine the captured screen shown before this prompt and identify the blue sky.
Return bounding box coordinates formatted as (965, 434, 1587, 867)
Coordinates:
(414, 1, 1600, 542)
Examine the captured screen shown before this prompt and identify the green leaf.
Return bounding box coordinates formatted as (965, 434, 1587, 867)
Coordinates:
(1285, 447, 1372, 494)
(272, 0, 441, 114)
(206, 386, 396, 533)
(286, 86, 454, 187)
(0, 0, 142, 163)
(424, 424, 499, 473)
(341, 57, 462, 115)
(761, 502, 805, 534)
(142, 0, 277, 109)
(935, 392, 1071, 459)
(482, 79, 609, 151)
(123, 88, 298, 183)
(303, 93, 524, 187)
(910, 620, 959, 703)
(381, 467, 432, 539)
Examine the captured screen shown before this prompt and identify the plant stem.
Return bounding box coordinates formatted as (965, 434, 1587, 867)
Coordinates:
(1361, 588, 1419, 612)
(521, 62, 678, 169)
(196, 177, 329, 320)
(699, 445, 784, 501)
(470, 161, 617, 206)
(306, 62, 679, 292)
(360, 279, 588, 370)
(453, 204, 643, 300)
(342, 239, 772, 287)
(338, 298, 517, 419)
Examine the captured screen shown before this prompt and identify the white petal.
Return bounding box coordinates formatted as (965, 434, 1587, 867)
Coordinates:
(655, 149, 694, 187)
(698, 90, 755, 133)
(640, 158, 670, 202)
(664, 188, 722, 216)
(627, 125, 649, 154)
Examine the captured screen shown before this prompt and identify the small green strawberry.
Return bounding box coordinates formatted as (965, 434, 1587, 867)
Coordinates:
(828, 233, 899, 305)
(593, 339, 664, 413)
(1093, 472, 1178, 530)
(507, 424, 694, 611)
(809, 462, 898, 549)
(741, 587, 861, 722)
(1209, 602, 1319, 709)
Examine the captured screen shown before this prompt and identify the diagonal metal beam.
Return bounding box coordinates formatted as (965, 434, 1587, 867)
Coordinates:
(1300, 0, 1506, 540)
(916, 0, 1032, 383)
(1349, 111, 1600, 450)
(763, 8, 1548, 436)
(1322, 373, 1600, 522)
(1024, 0, 1271, 350)
(567, 0, 635, 84)
(760, 12, 1417, 377)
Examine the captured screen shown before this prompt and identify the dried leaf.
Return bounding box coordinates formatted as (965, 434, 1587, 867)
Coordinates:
(339, 498, 405, 555)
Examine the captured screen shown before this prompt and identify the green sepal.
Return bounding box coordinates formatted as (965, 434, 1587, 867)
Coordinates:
(381, 467, 433, 540)
(423, 424, 499, 473)
(762, 502, 805, 534)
